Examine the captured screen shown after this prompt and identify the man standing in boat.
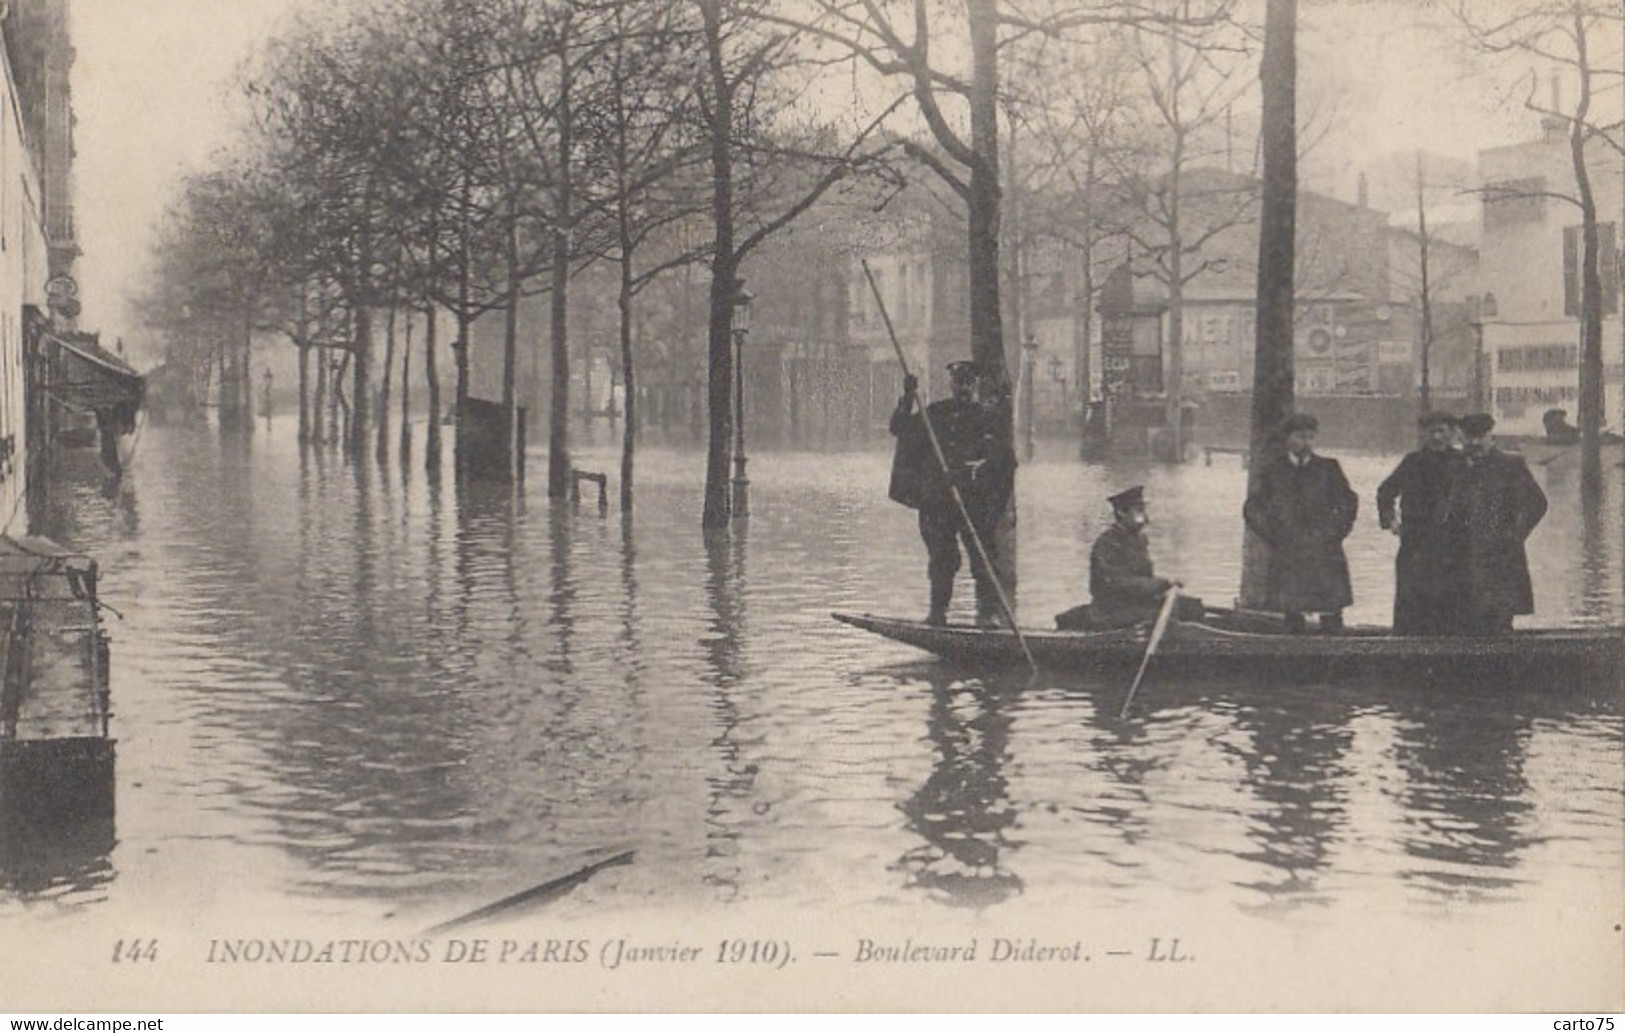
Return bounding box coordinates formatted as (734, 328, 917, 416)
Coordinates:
(1376, 412, 1468, 635)
(1243, 413, 1358, 634)
(1450, 413, 1548, 635)
(889, 360, 1014, 626)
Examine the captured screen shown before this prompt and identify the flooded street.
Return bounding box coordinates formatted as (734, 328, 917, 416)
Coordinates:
(2, 423, 1621, 1006)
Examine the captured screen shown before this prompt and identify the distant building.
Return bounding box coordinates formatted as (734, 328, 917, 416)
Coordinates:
(4, 0, 77, 287)
(0, 5, 57, 533)
(1476, 116, 1625, 438)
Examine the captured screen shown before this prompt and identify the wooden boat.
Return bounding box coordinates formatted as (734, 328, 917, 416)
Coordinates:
(831, 609, 1625, 688)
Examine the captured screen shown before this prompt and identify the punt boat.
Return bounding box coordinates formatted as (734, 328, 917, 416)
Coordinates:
(831, 609, 1625, 688)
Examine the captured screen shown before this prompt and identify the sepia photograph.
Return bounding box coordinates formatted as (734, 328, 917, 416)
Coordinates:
(0, 0, 1621, 1015)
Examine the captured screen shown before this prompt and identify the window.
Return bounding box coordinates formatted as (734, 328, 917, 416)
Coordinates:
(1562, 222, 1619, 316)
(1483, 177, 1547, 227)
(1499, 344, 1578, 371)
(1495, 384, 1578, 406)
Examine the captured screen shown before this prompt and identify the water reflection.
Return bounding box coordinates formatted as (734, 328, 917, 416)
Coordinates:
(1226, 692, 1356, 903)
(700, 530, 760, 901)
(1389, 694, 1535, 898)
(7, 428, 1620, 929)
(0, 808, 114, 907)
(895, 670, 1022, 908)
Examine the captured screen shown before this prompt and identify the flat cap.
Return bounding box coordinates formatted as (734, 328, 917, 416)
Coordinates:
(946, 360, 982, 381)
(1459, 412, 1496, 436)
(1419, 411, 1458, 428)
(1280, 412, 1320, 433)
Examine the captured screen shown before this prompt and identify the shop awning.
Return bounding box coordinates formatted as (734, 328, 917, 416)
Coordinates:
(43, 330, 144, 412)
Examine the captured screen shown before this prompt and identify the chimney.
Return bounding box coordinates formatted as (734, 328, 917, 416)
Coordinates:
(1542, 73, 1567, 143)
(1357, 172, 1369, 209)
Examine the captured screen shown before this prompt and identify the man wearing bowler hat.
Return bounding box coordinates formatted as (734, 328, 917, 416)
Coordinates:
(1451, 412, 1548, 635)
(1376, 411, 1468, 634)
(889, 360, 1015, 626)
(1244, 412, 1358, 633)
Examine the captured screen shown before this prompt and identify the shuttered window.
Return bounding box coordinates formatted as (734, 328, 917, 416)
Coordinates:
(1562, 222, 1619, 316)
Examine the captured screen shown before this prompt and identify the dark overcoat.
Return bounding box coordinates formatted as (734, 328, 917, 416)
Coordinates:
(1376, 448, 1468, 634)
(1244, 453, 1358, 612)
(1454, 448, 1547, 618)
(889, 397, 1011, 527)
(1087, 524, 1171, 627)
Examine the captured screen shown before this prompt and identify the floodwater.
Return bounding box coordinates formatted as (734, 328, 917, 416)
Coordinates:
(2, 421, 1621, 1008)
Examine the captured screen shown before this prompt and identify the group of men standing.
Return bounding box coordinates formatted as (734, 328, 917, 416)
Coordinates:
(889, 360, 1550, 637)
(1240, 409, 1547, 635)
(1376, 411, 1549, 635)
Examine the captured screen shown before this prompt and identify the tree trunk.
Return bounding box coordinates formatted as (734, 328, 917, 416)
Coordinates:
(297, 341, 310, 445)
(1417, 153, 1433, 415)
(1076, 151, 1097, 458)
(453, 311, 470, 475)
(1006, 108, 1030, 459)
(313, 344, 327, 445)
(350, 305, 372, 457)
(619, 227, 637, 514)
(241, 303, 255, 435)
(376, 306, 396, 463)
(506, 202, 525, 487)
(400, 311, 413, 461)
(1165, 158, 1185, 461)
(1163, 26, 1186, 463)
(454, 167, 473, 479)
(701, 0, 736, 529)
(549, 45, 576, 500)
(549, 215, 573, 500)
(1570, 10, 1605, 497)
(967, 0, 1016, 618)
(425, 305, 442, 468)
(1241, 0, 1297, 608)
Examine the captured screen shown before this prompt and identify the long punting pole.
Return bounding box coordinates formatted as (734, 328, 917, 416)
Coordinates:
(1119, 585, 1180, 718)
(861, 259, 1036, 674)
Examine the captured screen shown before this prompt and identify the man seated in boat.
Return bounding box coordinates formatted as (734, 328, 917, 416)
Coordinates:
(1056, 485, 1205, 630)
(889, 360, 1015, 626)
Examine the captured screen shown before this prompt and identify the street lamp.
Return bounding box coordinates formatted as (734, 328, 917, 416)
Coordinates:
(1021, 334, 1038, 459)
(731, 280, 755, 519)
(1047, 353, 1066, 431)
(1468, 291, 1498, 412)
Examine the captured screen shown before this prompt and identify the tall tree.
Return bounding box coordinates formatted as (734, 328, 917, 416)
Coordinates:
(1456, 1, 1625, 497)
(694, 0, 897, 529)
(1111, 0, 1254, 462)
(582, 0, 710, 512)
(1240, 0, 1295, 607)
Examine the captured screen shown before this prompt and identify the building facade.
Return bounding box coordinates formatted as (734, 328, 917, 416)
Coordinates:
(1477, 117, 1625, 438)
(0, 7, 55, 534)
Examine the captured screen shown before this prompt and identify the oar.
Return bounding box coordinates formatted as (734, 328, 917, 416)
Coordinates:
(422, 849, 634, 936)
(861, 259, 1036, 675)
(1119, 585, 1180, 719)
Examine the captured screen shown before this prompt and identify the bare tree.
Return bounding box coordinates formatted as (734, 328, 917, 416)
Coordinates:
(578, 0, 711, 512)
(694, 0, 898, 529)
(1455, 0, 1625, 495)
(1240, 0, 1295, 607)
(1018, 35, 1145, 455)
(1108, 0, 1255, 462)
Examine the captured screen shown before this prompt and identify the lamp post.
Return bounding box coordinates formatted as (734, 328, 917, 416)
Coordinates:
(1467, 291, 1497, 413)
(731, 281, 755, 519)
(1047, 353, 1066, 432)
(1021, 334, 1038, 459)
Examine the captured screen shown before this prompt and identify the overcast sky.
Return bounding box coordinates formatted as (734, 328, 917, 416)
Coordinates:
(63, 0, 1620, 355)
